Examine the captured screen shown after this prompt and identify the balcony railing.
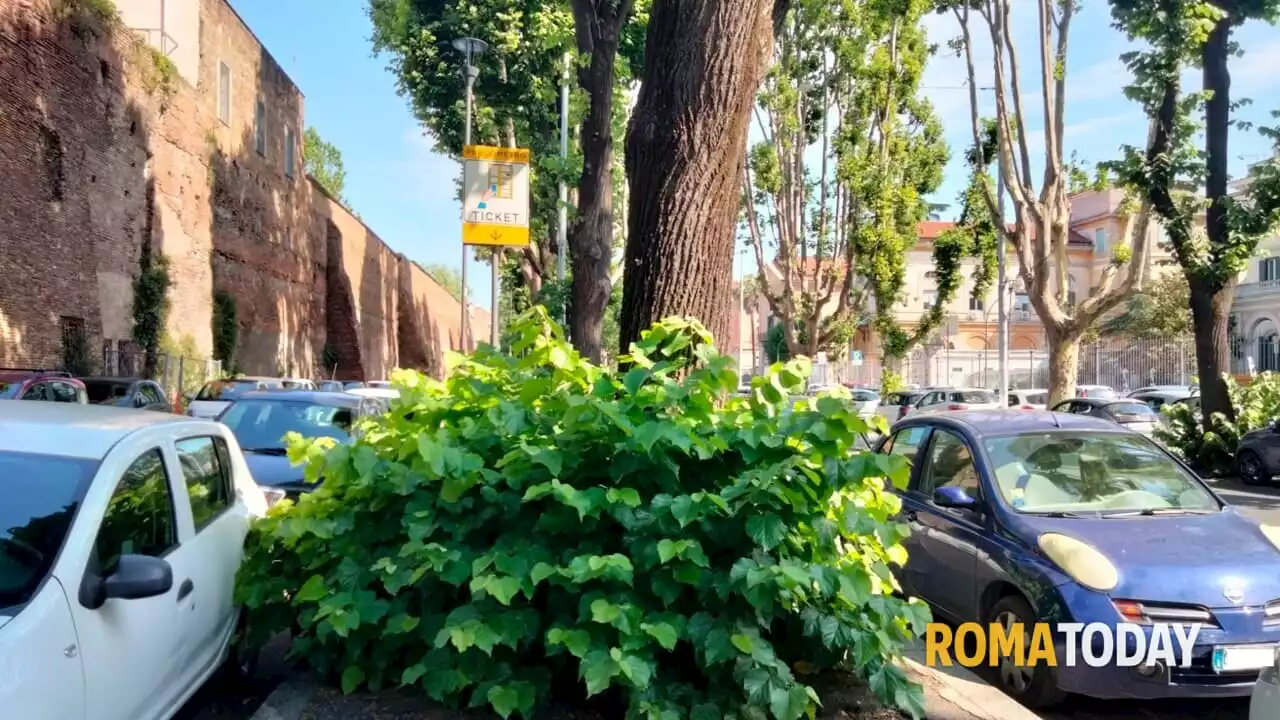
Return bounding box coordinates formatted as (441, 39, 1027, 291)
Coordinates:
(1236, 278, 1280, 299)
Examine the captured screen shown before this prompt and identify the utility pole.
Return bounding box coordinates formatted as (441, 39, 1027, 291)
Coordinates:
(996, 123, 1009, 400)
(557, 51, 570, 328)
(454, 37, 487, 350)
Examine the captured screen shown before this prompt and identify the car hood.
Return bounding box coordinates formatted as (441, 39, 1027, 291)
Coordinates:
(0, 615, 9, 630)
(242, 451, 313, 491)
(1019, 510, 1280, 607)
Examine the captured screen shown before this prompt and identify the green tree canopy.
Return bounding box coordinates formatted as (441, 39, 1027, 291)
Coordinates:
(304, 126, 347, 202)
(418, 262, 463, 300)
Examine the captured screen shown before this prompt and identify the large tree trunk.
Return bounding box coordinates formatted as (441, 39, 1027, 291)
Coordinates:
(568, 1, 631, 363)
(619, 0, 789, 353)
(1189, 277, 1235, 428)
(1194, 16, 1236, 426)
(1045, 325, 1082, 408)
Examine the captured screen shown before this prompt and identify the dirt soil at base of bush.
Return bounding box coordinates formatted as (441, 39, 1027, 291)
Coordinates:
(294, 672, 906, 720)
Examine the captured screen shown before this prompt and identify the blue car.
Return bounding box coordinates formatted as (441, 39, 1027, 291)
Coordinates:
(877, 410, 1280, 706)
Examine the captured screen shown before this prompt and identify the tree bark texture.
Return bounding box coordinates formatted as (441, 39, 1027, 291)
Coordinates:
(619, 0, 789, 355)
(568, 0, 632, 363)
(1194, 17, 1237, 426)
(1045, 325, 1082, 408)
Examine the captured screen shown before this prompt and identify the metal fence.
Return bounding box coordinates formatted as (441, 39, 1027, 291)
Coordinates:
(101, 341, 223, 397)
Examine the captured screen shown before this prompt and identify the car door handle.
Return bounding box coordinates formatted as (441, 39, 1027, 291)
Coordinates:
(177, 579, 194, 601)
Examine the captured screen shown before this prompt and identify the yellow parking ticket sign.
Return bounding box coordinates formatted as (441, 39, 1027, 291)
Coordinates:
(462, 145, 530, 247)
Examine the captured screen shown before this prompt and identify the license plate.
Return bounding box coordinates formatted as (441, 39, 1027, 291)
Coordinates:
(1212, 645, 1275, 672)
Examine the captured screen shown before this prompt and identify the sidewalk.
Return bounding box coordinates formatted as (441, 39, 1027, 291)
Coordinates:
(900, 648, 1042, 720)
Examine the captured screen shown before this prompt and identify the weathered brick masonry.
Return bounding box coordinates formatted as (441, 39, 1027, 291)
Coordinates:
(0, 0, 474, 379)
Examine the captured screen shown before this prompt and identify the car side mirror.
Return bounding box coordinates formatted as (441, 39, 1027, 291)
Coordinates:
(103, 554, 173, 601)
(933, 486, 980, 510)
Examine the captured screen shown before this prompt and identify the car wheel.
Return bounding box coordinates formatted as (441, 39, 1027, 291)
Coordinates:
(1238, 450, 1270, 486)
(988, 595, 1066, 708)
(219, 613, 260, 687)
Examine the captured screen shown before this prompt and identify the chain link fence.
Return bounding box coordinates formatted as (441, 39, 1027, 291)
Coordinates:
(5, 334, 223, 399)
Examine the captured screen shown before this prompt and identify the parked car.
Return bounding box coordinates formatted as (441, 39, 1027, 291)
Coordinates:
(0, 368, 87, 403)
(1252, 648, 1280, 720)
(0, 402, 270, 720)
(186, 377, 283, 419)
(1007, 389, 1049, 410)
(346, 386, 400, 402)
(341, 381, 367, 390)
(80, 376, 172, 412)
(1050, 397, 1163, 438)
(1237, 419, 1280, 486)
(1075, 384, 1118, 399)
(876, 390, 927, 425)
(315, 380, 345, 392)
(1128, 387, 1194, 412)
(216, 390, 384, 497)
(279, 377, 315, 390)
(877, 410, 1280, 706)
(1128, 384, 1196, 398)
(912, 387, 1001, 416)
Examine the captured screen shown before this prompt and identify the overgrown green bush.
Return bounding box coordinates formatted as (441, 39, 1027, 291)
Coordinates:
(236, 308, 928, 720)
(212, 291, 239, 368)
(1156, 372, 1280, 475)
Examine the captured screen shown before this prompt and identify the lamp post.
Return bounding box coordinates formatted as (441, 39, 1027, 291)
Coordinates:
(454, 36, 487, 349)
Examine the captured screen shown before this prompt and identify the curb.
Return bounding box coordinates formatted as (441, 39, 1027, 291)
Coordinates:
(248, 678, 318, 720)
(900, 650, 1042, 720)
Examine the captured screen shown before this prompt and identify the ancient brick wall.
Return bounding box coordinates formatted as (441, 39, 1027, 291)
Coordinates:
(0, 0, 471, 380)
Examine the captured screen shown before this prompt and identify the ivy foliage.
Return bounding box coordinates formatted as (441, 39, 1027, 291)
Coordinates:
(878, 121, 998, 360)
(131, 251, 171, 375)
(212, 290, 239, 369)
(236, 308, 927, 720)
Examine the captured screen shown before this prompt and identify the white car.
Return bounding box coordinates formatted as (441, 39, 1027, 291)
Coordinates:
(1250, 648, 1280, 720)
(346, 387, 399, 401)
(876, 389, 928, 426)
(911, 387, 1001, 415)
(1075, 384, 1117, 399)
(1006, 388, 1049, 410)
(279, 377, 316, 390)
(186, 377, 283, 419)
(0, 403, 269, 720)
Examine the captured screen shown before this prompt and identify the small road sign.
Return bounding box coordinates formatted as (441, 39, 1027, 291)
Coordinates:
(462, 145, 530, 247)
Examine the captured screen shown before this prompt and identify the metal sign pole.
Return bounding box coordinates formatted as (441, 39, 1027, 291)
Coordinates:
(454, 37, 487, 350)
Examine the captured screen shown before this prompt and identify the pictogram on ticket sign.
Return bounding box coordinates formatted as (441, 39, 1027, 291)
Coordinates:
(461, 145, 530, 247)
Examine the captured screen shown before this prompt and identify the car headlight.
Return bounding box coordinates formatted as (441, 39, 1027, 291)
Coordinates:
(1258, 524, 1280, 553)
(1038, 533, 1119, 592)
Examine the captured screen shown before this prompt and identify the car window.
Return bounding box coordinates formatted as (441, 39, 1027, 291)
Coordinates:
(175, 437, 233, 530)
(887, 426, 930, 466)
(195, 380, 261, 401)
(984, 431, 1218, 515)
(951, 390, 994, 403)
(919, 430, 981, 500)
(50, 382, 81, 403)
(919, 392, 940, 406)
(20, 383, 48, 401)
(1105, 402, 1158, 420)
(142, 384, 166, 405)
(851, 390, 877, 402)
(1026, 392, 1048, 405)
(1008, 393, 1020, 407)
(85, 381, 129, 404)
(94, 449, 177, 575)
(219, 399, 354, 451)
(0, 451, 96, 609)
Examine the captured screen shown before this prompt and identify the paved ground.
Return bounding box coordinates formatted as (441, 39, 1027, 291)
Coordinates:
(1209, 476, 1280, 526)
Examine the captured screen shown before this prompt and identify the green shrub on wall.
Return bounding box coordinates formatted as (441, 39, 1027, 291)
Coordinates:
(235, 308, 929, 720)
(131, 251, 171, 377)
(212, 291, 239, 370)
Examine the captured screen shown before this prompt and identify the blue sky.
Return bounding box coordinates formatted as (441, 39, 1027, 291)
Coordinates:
(231, 0, 1280, 304)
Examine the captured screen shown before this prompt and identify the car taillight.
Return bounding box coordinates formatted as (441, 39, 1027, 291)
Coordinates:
(261, 487, 286, 508)
(947, 404, 965, 410)
(1021, 404, 1034, 410)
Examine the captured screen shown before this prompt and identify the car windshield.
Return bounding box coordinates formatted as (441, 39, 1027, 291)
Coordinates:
(953, 390, 995, 403)
(195, 380, 261, 401)
(1, 451, 96, 610)
(1080, 387, 1117, 399)
(1024, 392, 1048, 405)
(1104, 402, 1159, 421)
(84, 381, 130, 404)
(985, 431, 1219, 516)
(219, 399, 355, 451)
(851, 390, 878, 402)
(343, 381, 365, 390)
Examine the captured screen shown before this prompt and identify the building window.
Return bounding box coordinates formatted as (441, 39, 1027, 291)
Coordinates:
(254, 100, 266, 156)
(285, 126, 296, 177)
(923, 291, 937, 308)
(1261, 257, 1279, 282)
(217, 62, 231, 124)
(969, 295, 984, 312)
(1095, 228, 1108, 253)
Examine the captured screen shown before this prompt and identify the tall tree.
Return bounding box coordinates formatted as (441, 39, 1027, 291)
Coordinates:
(619, 0, 790, 352)
(565, 0, 644, 362)
(947, 0, 1162, 405)
(305, 126, 347, 202)
(1110, 0, 1280, 427)
(875, 122, 999, 370)
(737, 0, 949, 363)
(417, 262, 463, 300)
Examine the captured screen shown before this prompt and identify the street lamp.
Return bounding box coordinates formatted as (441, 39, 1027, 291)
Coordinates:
(453, 36, 488, 350)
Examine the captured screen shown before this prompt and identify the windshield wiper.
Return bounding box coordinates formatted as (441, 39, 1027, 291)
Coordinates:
(1103, 508, 1218, 517)
(242, 447, 288, 455)
(1033, 510, 1092, 518)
